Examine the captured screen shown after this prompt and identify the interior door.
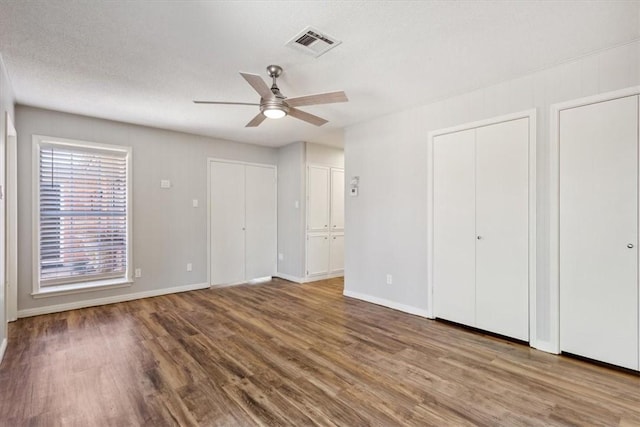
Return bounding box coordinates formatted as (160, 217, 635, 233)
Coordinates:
(433, 129, 476, 326)
(475, 118, 530, 341)
(307, 234, 330, 276)
(245, 165, 277, 280)
(210, 161, 246, 285)
(307, 166, 330, 232)
(330, 168, 344, 231)
(559, 95, 639, 370)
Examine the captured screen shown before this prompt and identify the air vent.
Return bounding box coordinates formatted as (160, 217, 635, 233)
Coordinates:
(286, 26, 341, 58)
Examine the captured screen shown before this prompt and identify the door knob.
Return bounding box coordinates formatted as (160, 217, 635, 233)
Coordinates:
(628, 243, 634, 249)
(477, 236, 482, 240)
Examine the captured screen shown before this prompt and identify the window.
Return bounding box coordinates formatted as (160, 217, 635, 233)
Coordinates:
(33, 135, 132, 296)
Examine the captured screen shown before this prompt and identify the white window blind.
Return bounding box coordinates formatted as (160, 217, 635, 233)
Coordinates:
(39, 142, 129, 287)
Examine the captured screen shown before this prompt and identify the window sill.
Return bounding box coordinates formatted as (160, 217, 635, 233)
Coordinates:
(32, 278, 133, 299)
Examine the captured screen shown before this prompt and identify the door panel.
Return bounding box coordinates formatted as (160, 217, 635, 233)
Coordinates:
(329, 233, 344, 274)
(433, 129, 476, 326)
(330, 169, 345, 231)
(475, 118, 530, 341)
(210, 162, 246, 285)
(245, 165, 277, 280)
(307, 234, 330, 276)
(560, 95, 639, 370)
(308, 166, 330, 232)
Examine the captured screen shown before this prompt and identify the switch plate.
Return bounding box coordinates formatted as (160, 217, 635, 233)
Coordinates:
(160, 179, 171, 189)
(186, 263, 192, 272)
(135, 268, 142, 278)
(192, 199, 199, 208)
(278, 253, 284, 261)
(294, 200, 299, 209)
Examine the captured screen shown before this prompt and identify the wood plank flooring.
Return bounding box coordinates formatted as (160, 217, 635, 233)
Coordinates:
(1, 277, 638, 426)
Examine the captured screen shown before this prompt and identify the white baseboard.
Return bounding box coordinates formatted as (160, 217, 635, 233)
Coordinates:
(275, 272, 344, 284)
(531, 338, 560, 354)
(305, 272, 344, 283)
(343, 289, 431, 318)
(275, 272, 306, 283)
(0, 338, 7, 365)
(17, 282, 210, 318)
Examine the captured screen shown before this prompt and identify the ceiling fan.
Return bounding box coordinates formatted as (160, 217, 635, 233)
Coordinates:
(194, 65, 348, 127)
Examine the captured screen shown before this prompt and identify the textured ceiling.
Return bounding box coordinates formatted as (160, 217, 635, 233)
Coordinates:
(0, 1, 638, 147)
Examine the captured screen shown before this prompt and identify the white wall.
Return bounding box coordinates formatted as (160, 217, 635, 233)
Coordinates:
(16, 106, 277, 315)
(344, 40, 640, 346)
(0, 54, 15, 355)
(277, 141, 306, 279)
(306, 142, 344, 168)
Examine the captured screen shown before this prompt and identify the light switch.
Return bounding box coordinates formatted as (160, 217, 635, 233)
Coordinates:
(160, 179, 171, 189)
(192, 199, 199, 208)
(294, 200, 299, 209)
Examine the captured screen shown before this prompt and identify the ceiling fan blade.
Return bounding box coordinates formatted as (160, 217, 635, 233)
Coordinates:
(240, 72, 273, 99)
(288, 108, 328, 126)
(285, 91, 348, 107)
(193, 101, 260, 106)
(245, 113, 267, 127)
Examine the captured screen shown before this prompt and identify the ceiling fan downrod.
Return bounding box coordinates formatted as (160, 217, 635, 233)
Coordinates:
(266, 65, 284, 99)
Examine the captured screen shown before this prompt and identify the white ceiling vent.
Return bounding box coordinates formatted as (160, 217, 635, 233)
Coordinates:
(285, 26, 342, 58)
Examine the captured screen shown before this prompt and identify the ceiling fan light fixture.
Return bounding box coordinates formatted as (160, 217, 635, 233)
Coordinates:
(195, 65, 348, 127)
(262, 107, 287, 119)
(261, 100, 289, 119)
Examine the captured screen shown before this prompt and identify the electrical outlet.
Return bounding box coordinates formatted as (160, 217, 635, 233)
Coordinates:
(278, 253, 284, 261)
(160, 179, 171, 189)
(135, 268, 142, 278)
(186, 263, 192, 272)
(386, 274, 393, 285)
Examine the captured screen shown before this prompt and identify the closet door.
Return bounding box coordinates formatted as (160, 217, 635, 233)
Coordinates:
(308, 166, 330, 232)
(560, 95, 639, 370)
(433, 129, 476, 326)
(210, 161, 246, 285)
(330, 169, 345, 231)
(307, 234, 330, 276)
(329, 233, 344, 274)
(245, 165, 277, 280)
(475, 119, 529, 341)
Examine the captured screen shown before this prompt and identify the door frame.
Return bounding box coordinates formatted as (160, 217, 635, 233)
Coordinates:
(206, 158, 277, 287)
(426, 109, 537, 343)
(5, 112, 16, 322)
(548, 86, 640, 355)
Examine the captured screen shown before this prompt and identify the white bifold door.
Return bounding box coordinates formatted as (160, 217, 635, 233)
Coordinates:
(559, 95, 639, 370)
(433, 118, 530, 341)
(210, 161, 277, 286)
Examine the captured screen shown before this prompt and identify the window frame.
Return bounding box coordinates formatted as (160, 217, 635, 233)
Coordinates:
(32, 135, 133, 298)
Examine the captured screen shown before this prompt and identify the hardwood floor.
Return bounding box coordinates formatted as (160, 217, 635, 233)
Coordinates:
(1, 277, 638, 426)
